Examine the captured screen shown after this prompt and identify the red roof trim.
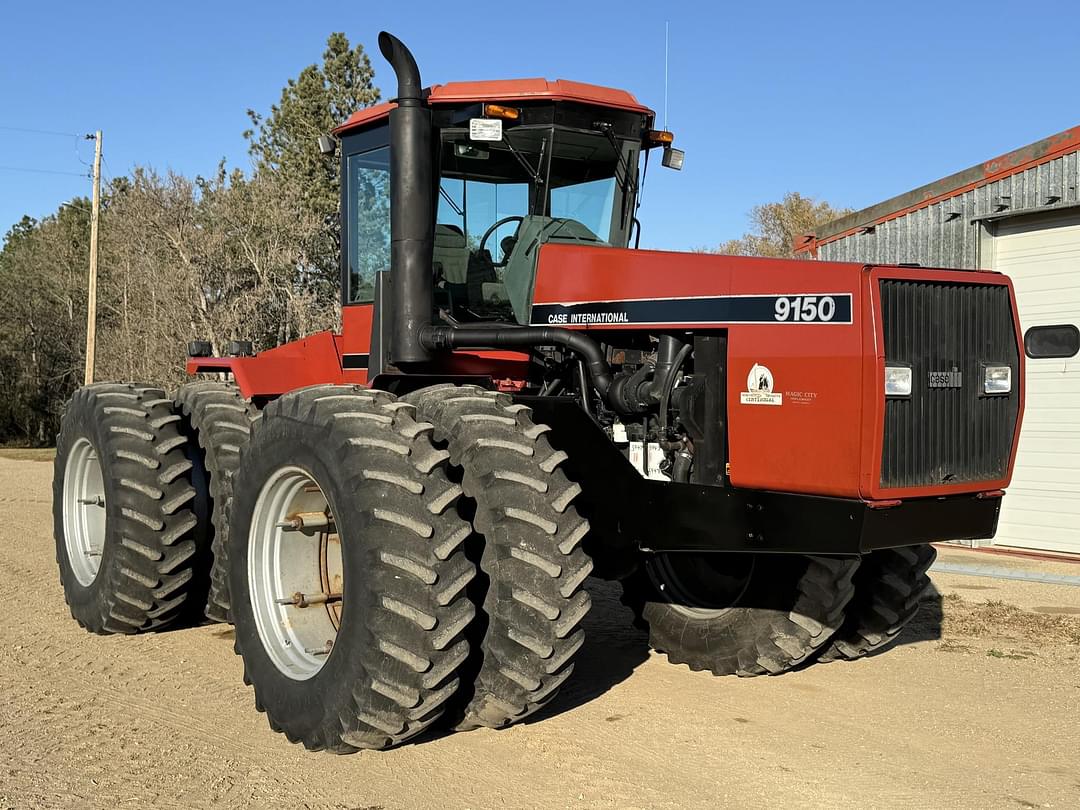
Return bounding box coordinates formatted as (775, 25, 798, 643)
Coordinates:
(333, 79, 653, 136)
(796, 124, 1080, 257)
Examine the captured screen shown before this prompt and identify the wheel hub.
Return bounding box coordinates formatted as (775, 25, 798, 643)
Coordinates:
(248, 467, 343, 680)
(646, 552, 756, 619)
(62, 437, 106, 586)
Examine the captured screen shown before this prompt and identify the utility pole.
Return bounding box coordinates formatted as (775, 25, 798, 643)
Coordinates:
(84, 130, 102, 386)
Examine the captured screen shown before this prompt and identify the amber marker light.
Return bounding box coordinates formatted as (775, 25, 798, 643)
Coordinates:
(482, 103, 520, 120)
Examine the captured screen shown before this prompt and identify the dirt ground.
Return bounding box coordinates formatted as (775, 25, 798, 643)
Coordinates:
(1, 455, 1078, 810)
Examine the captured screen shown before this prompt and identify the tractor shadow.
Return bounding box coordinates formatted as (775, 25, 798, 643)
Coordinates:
(892, 582, 944, 648)
(852, 582, 944, 661)
(413, 577, 650, 745)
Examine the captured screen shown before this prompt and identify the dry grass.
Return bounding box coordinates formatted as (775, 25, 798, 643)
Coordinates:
(908, 589, 1080, 650)
(0, 448, 55, 462)
(939, 595, 1080, 645)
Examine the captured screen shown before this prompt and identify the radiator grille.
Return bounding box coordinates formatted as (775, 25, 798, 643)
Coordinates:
(880, 279, 1019, 489)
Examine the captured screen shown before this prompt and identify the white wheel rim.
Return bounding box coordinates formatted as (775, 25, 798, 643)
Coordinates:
(649, 553, 756, 619)
(248, 466, 343, 680)
(63, 437, 107, 586)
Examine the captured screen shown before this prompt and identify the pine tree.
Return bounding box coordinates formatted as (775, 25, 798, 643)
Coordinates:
(244, 32, 381, 273)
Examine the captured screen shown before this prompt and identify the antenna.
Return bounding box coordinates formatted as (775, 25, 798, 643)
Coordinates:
(663, 21, 670, 130)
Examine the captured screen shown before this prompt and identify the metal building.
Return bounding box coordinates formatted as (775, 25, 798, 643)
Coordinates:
(798, 126, 1080, 556)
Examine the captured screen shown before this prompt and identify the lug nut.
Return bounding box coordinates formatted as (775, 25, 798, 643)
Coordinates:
(275, 511, 334, 532)
(276, 592, 343, 608)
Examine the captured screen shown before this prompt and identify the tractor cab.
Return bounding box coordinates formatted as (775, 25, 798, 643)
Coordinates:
(334, 80, 677, 327)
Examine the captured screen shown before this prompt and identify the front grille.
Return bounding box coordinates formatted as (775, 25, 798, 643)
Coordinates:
(880, 279, 1019, 489)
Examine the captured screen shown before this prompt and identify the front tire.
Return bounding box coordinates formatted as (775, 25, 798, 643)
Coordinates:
(53, 383, 204, 634)
(228, 386, 477, 751)
(621, 553, 859, 675)
(817, 544, 936, 662)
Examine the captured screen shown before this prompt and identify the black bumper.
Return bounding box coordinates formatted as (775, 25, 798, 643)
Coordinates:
(633, 482, 1001, 555)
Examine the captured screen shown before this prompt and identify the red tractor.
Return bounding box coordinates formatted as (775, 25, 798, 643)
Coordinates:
(53, 33, 1025, 752)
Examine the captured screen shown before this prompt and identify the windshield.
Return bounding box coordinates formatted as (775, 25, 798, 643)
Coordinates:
(431, 125, 638, 321)
(550, 177, 617, 238)
(438, 126, 636, 251)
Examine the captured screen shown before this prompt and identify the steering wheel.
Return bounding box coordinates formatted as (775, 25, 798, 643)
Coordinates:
(478, 216, 525, 267)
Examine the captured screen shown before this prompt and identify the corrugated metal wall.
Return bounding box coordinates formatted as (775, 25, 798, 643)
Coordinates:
(817, 149, 1080, 268)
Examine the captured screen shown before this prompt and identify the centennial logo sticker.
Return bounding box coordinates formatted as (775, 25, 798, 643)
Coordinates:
(740, 363, 783, 406)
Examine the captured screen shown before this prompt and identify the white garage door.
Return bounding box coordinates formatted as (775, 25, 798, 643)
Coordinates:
(991, 211, 1080, 555)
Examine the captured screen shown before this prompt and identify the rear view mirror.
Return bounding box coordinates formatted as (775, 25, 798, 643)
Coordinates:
(454, 143, 490, 160)
(1024, 324, 1080, 359)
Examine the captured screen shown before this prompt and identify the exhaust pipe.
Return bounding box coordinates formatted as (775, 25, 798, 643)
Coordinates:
(378, 31, 433, 364)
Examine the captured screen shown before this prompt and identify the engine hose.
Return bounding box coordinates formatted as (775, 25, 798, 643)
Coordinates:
(658, 343, 693, 431)
(671, 450, 693, 482)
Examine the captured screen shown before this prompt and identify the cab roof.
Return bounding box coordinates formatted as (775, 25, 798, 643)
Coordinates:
(333, 78, 654, 136)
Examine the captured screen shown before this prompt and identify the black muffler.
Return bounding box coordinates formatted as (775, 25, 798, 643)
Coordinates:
(378, 31, 434, 364)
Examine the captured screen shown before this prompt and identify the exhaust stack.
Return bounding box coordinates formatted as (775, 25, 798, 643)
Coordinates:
(378, 31, 433, 364)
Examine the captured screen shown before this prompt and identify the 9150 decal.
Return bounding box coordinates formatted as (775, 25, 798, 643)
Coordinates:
(773, 295, 838, 322)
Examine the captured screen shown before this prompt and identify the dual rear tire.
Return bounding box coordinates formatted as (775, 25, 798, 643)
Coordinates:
(53, 381, 592, 750)
(53, 384, 206, 634)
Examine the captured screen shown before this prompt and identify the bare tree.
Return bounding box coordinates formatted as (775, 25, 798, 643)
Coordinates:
(711, 192, 852, 258)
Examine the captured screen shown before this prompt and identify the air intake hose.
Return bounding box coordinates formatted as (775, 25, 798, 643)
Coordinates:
(420, 325, 615, 402)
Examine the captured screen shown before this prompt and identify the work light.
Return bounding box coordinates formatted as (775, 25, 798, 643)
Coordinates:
(885, 365, 912, 397)
(982, 365, 1012, 395)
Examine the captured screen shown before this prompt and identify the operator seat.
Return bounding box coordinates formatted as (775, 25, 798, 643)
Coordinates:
(502, 216, 607, 324)
(433, 224, 470, 311)
(465, 248, 500, 309)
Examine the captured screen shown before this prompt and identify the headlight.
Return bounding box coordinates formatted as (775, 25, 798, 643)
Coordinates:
(885, 365, 912, 397)
(982, 365, 1012, 395)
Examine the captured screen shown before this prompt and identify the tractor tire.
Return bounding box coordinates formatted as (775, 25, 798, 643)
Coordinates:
(404, 384, 593, 730)
(227, 385, 477, 752)
(53, 383, 204, 634)
(621, 553, 859, 676)
(817, 544, 937, 662)
(175, 381, 259, 622)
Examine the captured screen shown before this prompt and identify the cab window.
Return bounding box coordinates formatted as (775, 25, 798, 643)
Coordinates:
(346, 145, 390, 304)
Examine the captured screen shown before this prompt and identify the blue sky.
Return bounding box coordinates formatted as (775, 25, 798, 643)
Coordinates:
(2, 0, 1079, 251)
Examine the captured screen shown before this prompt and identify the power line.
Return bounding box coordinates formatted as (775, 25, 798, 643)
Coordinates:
(0, 164, 89, 178)
(75, 137, 93, 167)
(0, 125, 80, 138)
